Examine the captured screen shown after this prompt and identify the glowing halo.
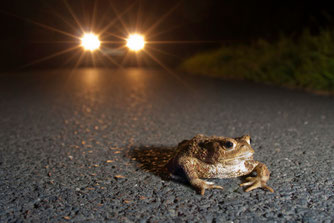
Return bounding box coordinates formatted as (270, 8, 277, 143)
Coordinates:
(126, 34, 145, 51)
(81, 33, 101, 51)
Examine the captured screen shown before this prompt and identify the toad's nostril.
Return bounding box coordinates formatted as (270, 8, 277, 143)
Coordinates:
(198, 142, 205, 148)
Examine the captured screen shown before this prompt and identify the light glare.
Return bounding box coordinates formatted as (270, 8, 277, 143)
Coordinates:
(81, 33, 100, 51)
(126, 34, 145, 51)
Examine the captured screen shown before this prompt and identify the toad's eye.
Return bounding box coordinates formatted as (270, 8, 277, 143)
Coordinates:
(225, 141, 234, 150)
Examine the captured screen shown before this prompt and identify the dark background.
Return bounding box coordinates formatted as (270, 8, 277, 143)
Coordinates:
(0, 0, 333, 70)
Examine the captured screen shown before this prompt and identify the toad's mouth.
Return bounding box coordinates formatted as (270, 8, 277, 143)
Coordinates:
(219, 152, 253, 163)
(221, 152, 254, 162)
(236, 152, 254, 159)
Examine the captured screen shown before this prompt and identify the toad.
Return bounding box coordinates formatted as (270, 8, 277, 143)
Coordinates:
(166, 134, 274, 195)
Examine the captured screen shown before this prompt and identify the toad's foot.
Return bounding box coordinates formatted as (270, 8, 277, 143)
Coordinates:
(190, 179, 223, 195)
(240, 176, 274, 192)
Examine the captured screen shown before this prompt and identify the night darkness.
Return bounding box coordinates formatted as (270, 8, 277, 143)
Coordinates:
(0, 0, 333, 70)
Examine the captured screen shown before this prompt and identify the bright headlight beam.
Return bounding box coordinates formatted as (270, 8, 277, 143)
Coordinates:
(126, 34, 145, 51)
(81, 33, 100, 51)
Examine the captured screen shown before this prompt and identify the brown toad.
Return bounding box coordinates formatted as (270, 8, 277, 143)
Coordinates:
(166, 134, 274, 195)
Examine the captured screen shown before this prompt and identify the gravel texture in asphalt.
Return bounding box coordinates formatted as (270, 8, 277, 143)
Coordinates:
(0, 68, 334, 222)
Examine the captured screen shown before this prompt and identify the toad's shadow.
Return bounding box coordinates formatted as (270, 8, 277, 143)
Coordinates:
(128, 146, 177, 180)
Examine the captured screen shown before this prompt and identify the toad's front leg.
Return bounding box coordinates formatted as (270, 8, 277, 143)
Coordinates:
(240, 162, 274, 192)
(178, 157, 223, 195)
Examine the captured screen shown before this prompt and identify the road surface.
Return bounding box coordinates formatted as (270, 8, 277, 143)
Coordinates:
(1, 68, 333, 222)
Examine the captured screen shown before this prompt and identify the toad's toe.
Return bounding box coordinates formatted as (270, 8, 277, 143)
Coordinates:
(191, 179, 224, 195)
(240, 176, 274, 192)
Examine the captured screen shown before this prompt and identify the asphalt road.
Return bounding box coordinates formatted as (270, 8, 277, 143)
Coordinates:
(1, 68, 334, 222)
